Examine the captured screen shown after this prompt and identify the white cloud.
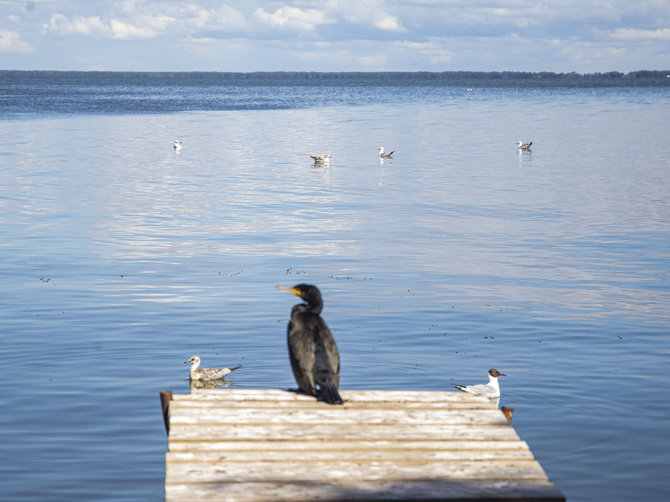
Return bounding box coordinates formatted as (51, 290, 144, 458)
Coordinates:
(331, 0, 406, 32)
(42, 12, 175, 40)
(254, 6, 333, 31)
(395, 39, 452, 64)
(9, 0, 670, 71)
(374, 14, 405, 32)
(43, 14, 109, 37)
(109, 19, 158, 39)
(41, 3, 248, 40)
(0, 29, 32, 53)
(357, 53, 388, 67)
(610, 27, 670, 41)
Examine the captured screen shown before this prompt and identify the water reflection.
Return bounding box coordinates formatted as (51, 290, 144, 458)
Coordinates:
(2, 90, 670, 502)
(190, 379, 234, 390)
(517, 148, 532, 167)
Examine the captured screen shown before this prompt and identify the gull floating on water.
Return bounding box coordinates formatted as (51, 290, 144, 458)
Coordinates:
(184, 355, 241, 381)
(378, 146, 394, 159)
(453, 368, 506, 399)
(311, 154, 332, 165)
(517, 140, 532, 151)
(173, 140, 183, 152)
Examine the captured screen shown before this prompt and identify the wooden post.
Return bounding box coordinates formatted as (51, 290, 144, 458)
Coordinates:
(160, 390, 173, 435)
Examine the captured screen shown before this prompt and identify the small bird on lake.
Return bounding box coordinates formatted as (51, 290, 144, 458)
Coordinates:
(310, 154, 332, 165)
(517, 140, 532, 151)
(453, 368, 506, 399)
(184, 355, 241, 381)
(173, 140, 183, 152)
(378, 146, 394, 159)
(276, 284, 343, 405)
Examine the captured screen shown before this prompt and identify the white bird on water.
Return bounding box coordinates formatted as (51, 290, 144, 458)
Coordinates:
(378, 146, 394, 159)
(173, 140, 183, 152)
(517, 140, 532, 151)
(311, 154, 332, 165)
(453, 368, 506, 399)
(184, 355, 241, 381)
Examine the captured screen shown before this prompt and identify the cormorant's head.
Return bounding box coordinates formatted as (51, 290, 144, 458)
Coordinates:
(276, 283, 323, 311)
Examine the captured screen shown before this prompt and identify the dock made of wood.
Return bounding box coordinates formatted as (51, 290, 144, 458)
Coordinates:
(163, 389, 565, 501)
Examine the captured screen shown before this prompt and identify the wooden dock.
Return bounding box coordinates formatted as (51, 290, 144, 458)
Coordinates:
(163, 389, 565, 501)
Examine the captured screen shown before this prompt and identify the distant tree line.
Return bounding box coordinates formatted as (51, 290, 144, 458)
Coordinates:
(2, 70, 669, 87)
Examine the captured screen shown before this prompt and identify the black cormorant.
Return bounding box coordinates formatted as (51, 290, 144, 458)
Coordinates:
(276, 284, 343, 405)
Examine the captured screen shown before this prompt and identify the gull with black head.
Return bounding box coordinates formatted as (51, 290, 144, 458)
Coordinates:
(453, 368, 506, 399)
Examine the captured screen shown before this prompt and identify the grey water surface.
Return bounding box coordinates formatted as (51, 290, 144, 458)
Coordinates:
(1, 75, 669, 501)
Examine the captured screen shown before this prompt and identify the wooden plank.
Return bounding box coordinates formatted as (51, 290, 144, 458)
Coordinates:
(165, 481, 565, 502)
(166, 459, 549, 483)
(169, 399, 494, 410)
(169, 423, 520, 441)
(171, 389, 488, 403)
(167, 447, 536, 462)
(168, 439, 532, 452)
(168, 407, 508, 425)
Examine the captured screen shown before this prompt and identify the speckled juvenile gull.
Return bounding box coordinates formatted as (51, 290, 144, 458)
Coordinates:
(184, 355, 241, 381)
(378, 146, 394, 159)
(311, 154, 332, 165)
(517, 140, 532, 151)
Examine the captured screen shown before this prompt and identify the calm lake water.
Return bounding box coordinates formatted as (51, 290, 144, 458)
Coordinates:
(1, 73, 669, 501)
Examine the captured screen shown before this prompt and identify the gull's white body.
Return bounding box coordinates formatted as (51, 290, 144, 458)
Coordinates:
(184, 355, 241, 381)
(311, 154, 332, 165)
(453, 368, 506, 399)
(378, 146, 394, 158)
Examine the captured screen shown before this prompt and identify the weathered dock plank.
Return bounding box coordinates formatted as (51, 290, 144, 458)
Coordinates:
(166, 481, 563, 502)
(164, 389, 564, 501)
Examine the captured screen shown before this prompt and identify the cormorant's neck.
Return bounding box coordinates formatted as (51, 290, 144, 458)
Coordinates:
(294, 301, 322, 315)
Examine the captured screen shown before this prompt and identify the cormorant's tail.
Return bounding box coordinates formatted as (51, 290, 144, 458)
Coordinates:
(317, 382, 343, 405)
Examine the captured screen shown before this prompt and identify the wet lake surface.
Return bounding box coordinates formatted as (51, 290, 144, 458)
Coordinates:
(1, 79, 669, 501)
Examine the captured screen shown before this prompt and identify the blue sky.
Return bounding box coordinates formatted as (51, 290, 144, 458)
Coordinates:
(1, 0, 669, 72)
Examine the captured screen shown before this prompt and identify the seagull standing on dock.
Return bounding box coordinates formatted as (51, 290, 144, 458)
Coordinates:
(173, 140, 183, 152)
(277, 284, 343, 405)
(517, 140, 532, 151)
(378, 147, 394, 159)
(453, 368, 506, 399)
(184, 355, 241, 381)
(310, 154, 331, 165)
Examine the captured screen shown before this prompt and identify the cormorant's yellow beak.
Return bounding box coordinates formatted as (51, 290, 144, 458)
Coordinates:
(276, 285, 300, 296)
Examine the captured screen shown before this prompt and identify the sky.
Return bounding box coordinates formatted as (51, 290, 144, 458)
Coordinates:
(1, 0, 669, 72)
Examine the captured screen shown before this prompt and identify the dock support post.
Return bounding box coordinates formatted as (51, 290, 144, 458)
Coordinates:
(160, 390, 173, 435)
